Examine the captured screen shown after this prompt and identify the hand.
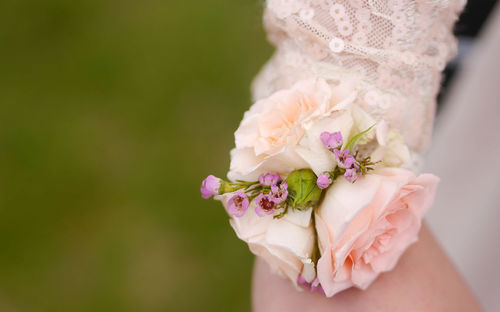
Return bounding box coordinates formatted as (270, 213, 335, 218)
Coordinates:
(252, 224, 481, 312)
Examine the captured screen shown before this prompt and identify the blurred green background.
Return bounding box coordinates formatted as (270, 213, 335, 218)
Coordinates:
(0, 0, 272, 311)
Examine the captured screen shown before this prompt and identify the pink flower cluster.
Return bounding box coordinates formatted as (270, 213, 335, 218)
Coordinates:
(255, 180, 288, 217)
(200, 173, 289, 218)
(316, 131, 364, 189)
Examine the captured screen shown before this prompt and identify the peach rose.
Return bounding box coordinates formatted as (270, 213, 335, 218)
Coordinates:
(216, 193, 317, 288)
(228, 78, 357, 181)
(315, 168, 439, 297)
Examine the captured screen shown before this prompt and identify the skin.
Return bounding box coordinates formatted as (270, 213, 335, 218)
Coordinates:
(252, 224, 482, 312)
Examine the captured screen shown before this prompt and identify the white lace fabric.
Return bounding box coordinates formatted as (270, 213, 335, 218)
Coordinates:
(252, 0, 465, 170)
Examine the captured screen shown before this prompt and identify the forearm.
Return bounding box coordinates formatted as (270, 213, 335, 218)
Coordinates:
(252, 223, 481, 312)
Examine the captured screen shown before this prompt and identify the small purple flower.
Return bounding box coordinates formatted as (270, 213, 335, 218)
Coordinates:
(226, 192, 249, 217)
(255, 193, 276, 217)
(344, 164, 362, 183)
(258, 173, 281, 186)
(334, 148, 355, 169)
(298, 277, 325, 294)
(270, 182, 288, 204)
(320, 131, 343, 150)
(316, 173, 332, 189)
(200, 175, 221, 199)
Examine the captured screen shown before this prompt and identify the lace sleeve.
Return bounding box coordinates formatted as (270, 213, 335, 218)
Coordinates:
(252, 0, 465, 171)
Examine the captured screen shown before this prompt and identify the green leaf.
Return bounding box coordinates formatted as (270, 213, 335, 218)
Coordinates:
(344, 124, 376, 151)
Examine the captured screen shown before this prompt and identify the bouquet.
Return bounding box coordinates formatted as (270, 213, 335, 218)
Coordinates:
(200, 78, 439, 297)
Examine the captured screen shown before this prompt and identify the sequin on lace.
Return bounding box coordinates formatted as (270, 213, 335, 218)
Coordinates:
(252, 0, 465, 171)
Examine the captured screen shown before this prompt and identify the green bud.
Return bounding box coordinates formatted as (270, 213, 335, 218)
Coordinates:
(219, 180, 233, 194)
(285, 169, 322, 210)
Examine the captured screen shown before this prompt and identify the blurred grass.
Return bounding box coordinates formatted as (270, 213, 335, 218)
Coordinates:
(0, 0, 272, 311)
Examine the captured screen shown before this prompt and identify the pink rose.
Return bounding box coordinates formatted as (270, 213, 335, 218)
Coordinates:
(315, 168, 439, 297)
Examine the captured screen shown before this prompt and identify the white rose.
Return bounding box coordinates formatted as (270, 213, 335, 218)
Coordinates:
(372, 121, 410, 167)
(216, 193, 316, 287)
